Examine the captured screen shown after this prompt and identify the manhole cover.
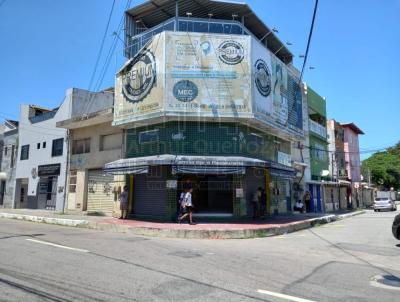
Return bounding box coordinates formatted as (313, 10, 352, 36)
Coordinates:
(371, 275, 400, 290)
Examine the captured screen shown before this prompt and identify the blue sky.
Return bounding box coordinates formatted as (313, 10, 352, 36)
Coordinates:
(0, 0, 399, 159)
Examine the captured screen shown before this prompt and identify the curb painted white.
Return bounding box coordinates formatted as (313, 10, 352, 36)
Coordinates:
(0, 213, 89, 227)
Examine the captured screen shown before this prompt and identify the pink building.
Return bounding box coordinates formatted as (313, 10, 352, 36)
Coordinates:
(341, 123, 364, 182)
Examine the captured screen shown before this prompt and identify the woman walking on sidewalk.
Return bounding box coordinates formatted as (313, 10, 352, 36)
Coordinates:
(178, 188, 195, 225)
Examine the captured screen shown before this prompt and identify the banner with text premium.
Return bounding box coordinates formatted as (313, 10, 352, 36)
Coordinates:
(113, 33, 165, 126)
(251, 38, 304, 137)
(165, 32, 252, 117)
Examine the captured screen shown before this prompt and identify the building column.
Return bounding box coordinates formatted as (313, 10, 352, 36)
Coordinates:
(232, 174, 246, 217)
(165, 168, 178, 221)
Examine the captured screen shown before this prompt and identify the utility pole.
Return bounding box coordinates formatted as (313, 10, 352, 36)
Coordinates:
(368, 168, 371, 187)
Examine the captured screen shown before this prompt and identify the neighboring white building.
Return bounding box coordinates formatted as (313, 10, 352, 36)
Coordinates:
(15, 102, 69, 211)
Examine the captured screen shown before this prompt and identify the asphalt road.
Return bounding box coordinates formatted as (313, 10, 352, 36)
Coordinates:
(0, 210, 399, 302)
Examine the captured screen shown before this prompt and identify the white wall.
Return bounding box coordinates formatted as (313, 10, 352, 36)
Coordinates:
(15, 92, 72, 211)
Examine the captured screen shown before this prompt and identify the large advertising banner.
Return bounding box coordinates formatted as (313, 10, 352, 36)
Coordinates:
(113, 33, 165, 126)
(251, 38, 303, 136)
(164, 32, 251, 117)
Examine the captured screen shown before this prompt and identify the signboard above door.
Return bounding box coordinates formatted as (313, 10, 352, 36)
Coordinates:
(38, 164, 61, 177)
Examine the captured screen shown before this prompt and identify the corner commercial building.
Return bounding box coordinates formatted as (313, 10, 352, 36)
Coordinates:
(104, 0, 305, 220)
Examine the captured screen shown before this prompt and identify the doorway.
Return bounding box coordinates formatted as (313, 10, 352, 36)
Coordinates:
(0, 181, 5, 206)
(178, 175, 233, 214)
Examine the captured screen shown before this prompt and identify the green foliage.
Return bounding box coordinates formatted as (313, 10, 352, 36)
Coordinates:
(362, 142, 400, 189)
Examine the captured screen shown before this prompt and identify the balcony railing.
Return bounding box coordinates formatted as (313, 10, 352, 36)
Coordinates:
(309, 119, 327, 139)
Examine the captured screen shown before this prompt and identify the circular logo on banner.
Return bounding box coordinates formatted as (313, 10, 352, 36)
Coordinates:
(122, 50, 156, 103)
(218, 40, 244, 65)
(173, 80, 198, 102)
(254, 59, 272, 97)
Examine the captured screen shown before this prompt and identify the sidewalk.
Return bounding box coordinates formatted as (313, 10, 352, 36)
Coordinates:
(0, 208, 365, 239)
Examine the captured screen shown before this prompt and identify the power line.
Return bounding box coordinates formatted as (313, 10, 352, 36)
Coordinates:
(85, 0, 132, 115)
(87, 0, 116, 92)
(299, 0, 319, 84)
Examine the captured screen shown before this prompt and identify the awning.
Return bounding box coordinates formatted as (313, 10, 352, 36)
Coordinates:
(104, 166, 149, 176)
(104, 154, 296, 176)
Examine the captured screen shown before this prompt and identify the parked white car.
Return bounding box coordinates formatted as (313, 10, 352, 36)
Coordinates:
(373, 197, 397, 212)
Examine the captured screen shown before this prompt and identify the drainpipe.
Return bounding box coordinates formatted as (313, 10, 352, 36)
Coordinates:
(62, 129, 70, 214)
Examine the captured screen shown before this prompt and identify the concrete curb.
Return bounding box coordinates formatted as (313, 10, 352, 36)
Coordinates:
(0, 212, 90, 228)
(0, 210, 366, 239)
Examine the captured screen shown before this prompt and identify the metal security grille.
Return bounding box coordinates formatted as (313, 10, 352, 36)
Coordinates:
(87, 169, 119, 214)
(133, 167, 166, 218)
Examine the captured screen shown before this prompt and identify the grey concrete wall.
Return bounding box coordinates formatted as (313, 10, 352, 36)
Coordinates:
(0, 132, 18, 208)
(70, 88, 114, 119)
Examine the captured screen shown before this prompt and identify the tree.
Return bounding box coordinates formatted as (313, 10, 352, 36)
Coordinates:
(362, 142, 400, 190)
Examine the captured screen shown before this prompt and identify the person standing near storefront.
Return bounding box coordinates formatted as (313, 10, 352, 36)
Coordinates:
(120, 185, 129, 219)
(178, 188, 195, 225)
(303, 191, 311, 213)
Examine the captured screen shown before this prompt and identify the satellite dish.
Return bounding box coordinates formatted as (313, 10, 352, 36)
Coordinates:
(320, 170, 330, 177)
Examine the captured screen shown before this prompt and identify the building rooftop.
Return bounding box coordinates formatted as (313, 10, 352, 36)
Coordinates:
(126, 0, 293, 63)
(340, 122, 365, 135)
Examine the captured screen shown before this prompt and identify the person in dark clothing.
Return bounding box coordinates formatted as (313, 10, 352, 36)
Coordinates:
(303, 191, 311, 213)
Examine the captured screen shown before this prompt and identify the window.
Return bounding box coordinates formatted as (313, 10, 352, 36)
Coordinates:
(37, 143, 41, 149)
(69, 170, 77, 193)
(72, 138, 90, 155)
(52, 138, 64, 157)
(314, 143, 326, 161)
(11, 145, 15, 168)
(100, 133, 122, 151)
(4, 146, 7, 156)
(43, 141, 46, 148)
(20, 145, 29, 160)
(139, 130, 159, 144)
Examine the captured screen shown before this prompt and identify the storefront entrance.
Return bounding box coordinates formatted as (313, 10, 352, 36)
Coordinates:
(178, 175, 233, 214)
(38, 176, 58, 210)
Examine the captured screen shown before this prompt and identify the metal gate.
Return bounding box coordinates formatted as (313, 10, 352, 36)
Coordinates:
(133, 167, 166, 218)
(87, 169, 117, 214)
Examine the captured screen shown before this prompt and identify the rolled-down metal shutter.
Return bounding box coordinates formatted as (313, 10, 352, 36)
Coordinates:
(133, 167, 166, 218)
(87, 169, 115, 214)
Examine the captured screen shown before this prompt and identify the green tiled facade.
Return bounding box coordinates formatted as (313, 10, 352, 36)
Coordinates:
(126, 122, 291, 161)
(307, 86, 329, 181)
(309, 136, 329, 181)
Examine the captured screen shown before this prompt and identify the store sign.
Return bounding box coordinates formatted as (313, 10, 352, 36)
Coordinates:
(177, 158, 244, 166)
(165, 32, 251, 116)
(173, 80, 198, 102)
(121, 50, 156, 103)
(254, 59, 272, 97)
(251, 38, 304, 137)
(277, 152, 292, 167)
(235, 188, 244, 198)
(139, 130, 159, 144)
(217, 40, 244, 65)
(114, 33, 165, 126)
(166, 180, 178, 189)
(38, 164, 61, 177)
